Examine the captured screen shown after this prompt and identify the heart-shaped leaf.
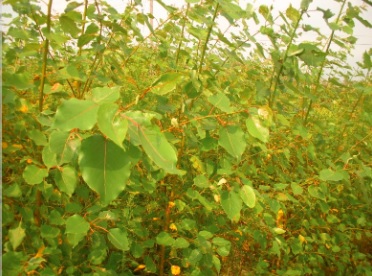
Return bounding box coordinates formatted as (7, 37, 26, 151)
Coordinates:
(97, 103, 128, 148)
(79, 135, 131, 204)
(219, 126, 246, 160)
(221, 190, 242, 222)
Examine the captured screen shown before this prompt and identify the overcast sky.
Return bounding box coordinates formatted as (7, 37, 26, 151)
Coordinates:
(2, 0, 371, 71)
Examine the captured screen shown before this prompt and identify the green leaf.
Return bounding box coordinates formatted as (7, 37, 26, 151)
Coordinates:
(49, 131, 80, 165)
(212, 255, 221, 273)
(91, 86, 120, 104)
(298, 43, 326, 67)
(308, 186, 321, 199)
(108, 228, 130, 251)
(97, 103, 128, 148)
(23, 165, 48, 185)
(240, 185, 256, 208)
(221, 190, 242, 222)
(291, 182, 303, 195)
(156, 232, 174, 246)
(41, 225, 60, 239)
(174, 238, 190, 249)
(193, 175, 209, 188)
(79, 135, 131, 205)
(246, 117, 269, 143)
(300, 0, 312, 10)
(52, 98, 99, 131)
(66, 214, 90, 234)
(28, 129, 47, 146)
(272, 227, 286, 234)
(218, 126, 246, 160)
(138, 124, 185, 175)
(9, 222, 26, 250)
(53, 166, 78, 197)
(59, 14, 80, 38)
(151, 73, 183, 95)
(319, 169, 347, 182)
(42, 145, 57, 168)
(286, 5, 300, 22)
(212, 237, 231, 257)
(208, 92, 233, 113)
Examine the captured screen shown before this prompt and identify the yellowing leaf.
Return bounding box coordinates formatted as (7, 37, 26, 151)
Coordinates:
(171, 265, 181, 276)
(2, 142, 8, 149)
(19, 105, 28, 113)
(169, 223, 177, 231)
(134, 264, 146, 272)
(298, 234, 306, 244)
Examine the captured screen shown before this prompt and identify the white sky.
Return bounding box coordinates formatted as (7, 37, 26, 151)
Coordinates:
(1, 0, 371, 71)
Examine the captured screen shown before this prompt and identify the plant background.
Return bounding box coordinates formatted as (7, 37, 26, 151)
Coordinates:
(2, 0, 372, 275)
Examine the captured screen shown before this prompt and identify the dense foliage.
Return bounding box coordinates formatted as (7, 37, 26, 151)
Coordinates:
(2, 0, 372, 275)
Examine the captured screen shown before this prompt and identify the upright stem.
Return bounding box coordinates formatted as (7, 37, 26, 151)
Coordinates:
(175, 4, 190, 70)
(38, 0, 53, 112)
(304, 0, 347, 124)
(198, 3, 219, 74)
(77, 0, 89, 98)
(269, 10, 304, 108)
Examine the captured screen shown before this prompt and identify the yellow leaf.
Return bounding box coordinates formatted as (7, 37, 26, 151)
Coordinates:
(19, 105, 29, 113)
(169, 223, 177, 232)
(168, 201, 175, 208)
(133, 264, 146, 272)
(2, 142, 8, 149)
(171, 265, 181, 276)
(276, 209, 285, 228)
(34, 245, 46, 258)
(298, 234, 306, 244)
(52, 82, 61, 91)
(13, 144, 23, 150)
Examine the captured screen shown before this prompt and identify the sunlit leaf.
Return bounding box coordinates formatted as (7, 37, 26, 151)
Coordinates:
(137, 124, 185, 175)
(97, 103, 128, 148)
(23, 165, 48, 185)
(151, 73, 183, 95)
(9, 222, 26, 250)
(246, 117, 269, 143)
(91, 86, 120, 104)
(208, 92, 233, 112)
(240, 185, 256, 208)
(52, 99, 99, 131)
(319, 169, 348, 182)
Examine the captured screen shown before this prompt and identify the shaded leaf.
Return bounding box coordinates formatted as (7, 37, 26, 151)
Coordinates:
(156, 232, 174, 246)
(79, 135, 131, 204)
(219, 126, 246, 160)
(53, 166, 78, 197)
(221, 190, 242, 222)
(108, 228, 129, 251)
